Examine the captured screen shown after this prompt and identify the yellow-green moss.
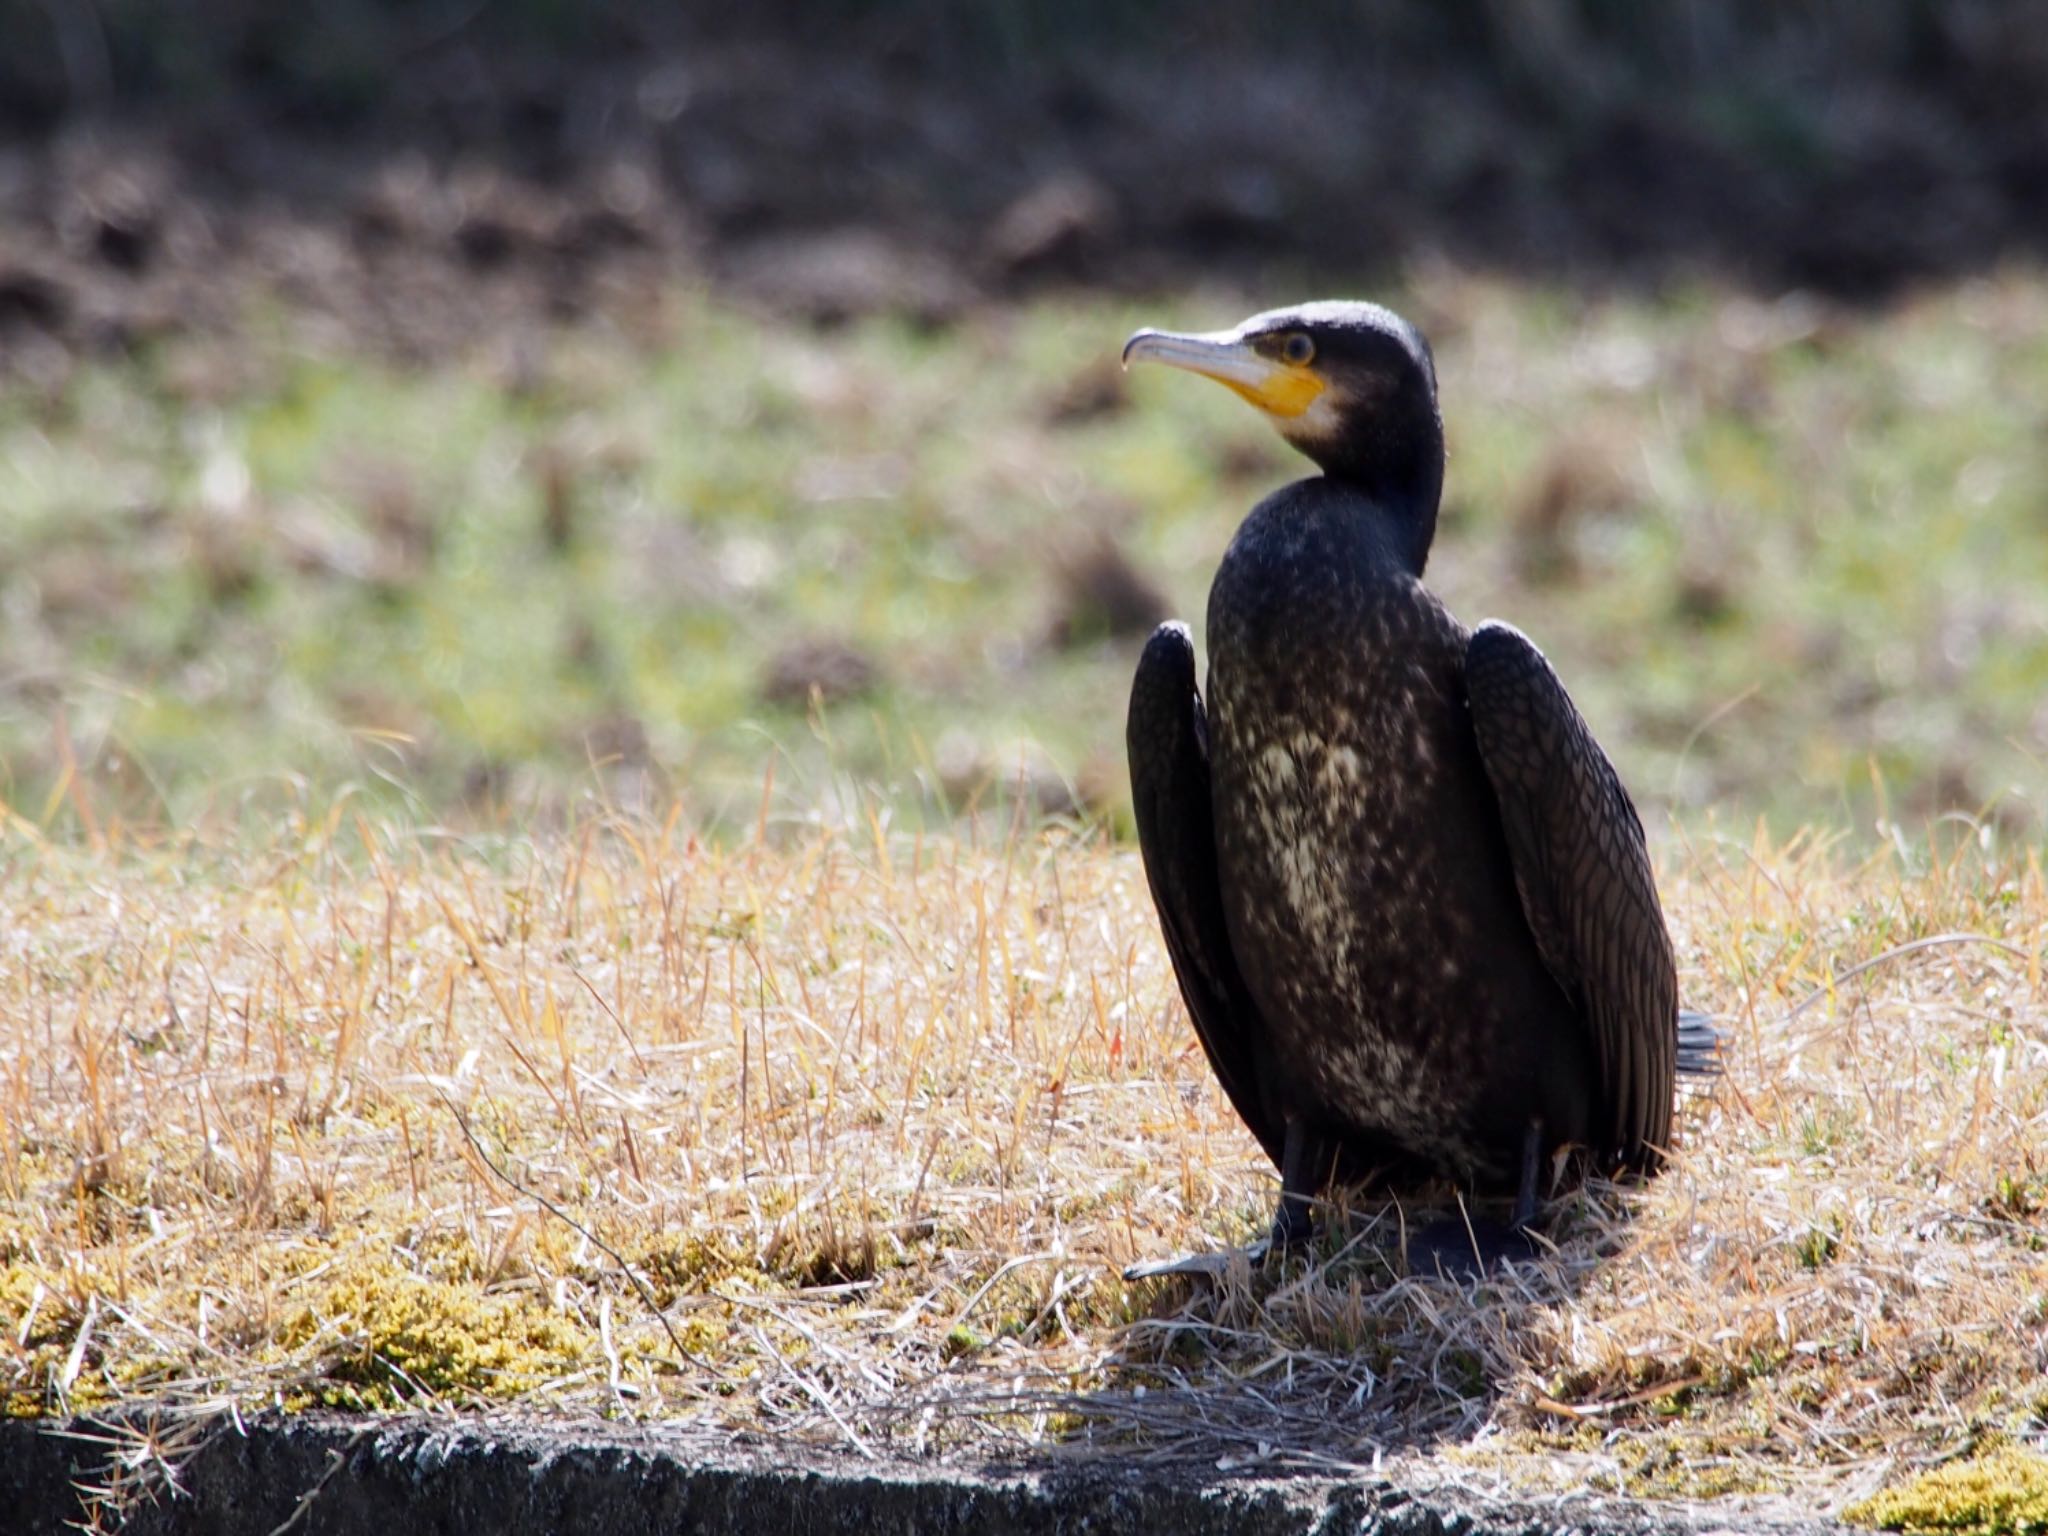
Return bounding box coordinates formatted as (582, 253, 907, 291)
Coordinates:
(278, 1255, 594, 1408)
(629, 1231, 758, 1306)
(1610, 1431, 1786, 1500)
(2, 1261, 103, 1416)
(1847, 1447, 2048, 1536)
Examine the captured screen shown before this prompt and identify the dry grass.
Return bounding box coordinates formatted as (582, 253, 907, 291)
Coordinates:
(1, 797, 2044, 1522)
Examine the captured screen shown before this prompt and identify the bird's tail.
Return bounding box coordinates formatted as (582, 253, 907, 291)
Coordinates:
(1677, 1009, 1725, 1077)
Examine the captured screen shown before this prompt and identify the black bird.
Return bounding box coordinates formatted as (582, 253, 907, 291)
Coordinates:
(1121, 301, 1716, 1272)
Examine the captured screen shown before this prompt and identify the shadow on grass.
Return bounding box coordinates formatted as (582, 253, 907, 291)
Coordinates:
(843, 1174, 1642, 1470)
(1063, 1178, 1640, 1467)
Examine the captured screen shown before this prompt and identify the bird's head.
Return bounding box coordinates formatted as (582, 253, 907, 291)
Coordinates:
(1122, 301, 1444, 514)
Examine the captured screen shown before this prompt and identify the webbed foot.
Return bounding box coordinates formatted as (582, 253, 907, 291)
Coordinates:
(1121, 1238, 1274, 1283)
(1405, 1213, 1539, 1278)
(1407, 1120, 1549, 1276)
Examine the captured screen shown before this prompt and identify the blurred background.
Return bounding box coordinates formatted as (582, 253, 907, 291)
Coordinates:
(2, 0, 2046, 837)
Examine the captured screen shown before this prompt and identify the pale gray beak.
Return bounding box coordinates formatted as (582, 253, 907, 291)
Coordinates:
(1121, 327, 1267, 389)
(1120, 325, 1326, 420)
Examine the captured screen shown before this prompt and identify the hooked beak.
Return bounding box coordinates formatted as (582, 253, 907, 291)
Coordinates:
(1121, 327, 1326, 419)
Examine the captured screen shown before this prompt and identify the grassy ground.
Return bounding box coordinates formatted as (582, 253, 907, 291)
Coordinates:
(7, 127, 2048, 1530)
(5, 267, 2048, 835)
(0, 808, 2042, 1526)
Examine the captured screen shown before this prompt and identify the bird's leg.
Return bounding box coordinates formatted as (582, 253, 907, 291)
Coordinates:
(1269, 1116, 1320, 1253)
(1510, 1118, 1544, 1232)
(1119, 1118, 1321, 1283)
(1407, 1119, 1544, 1278)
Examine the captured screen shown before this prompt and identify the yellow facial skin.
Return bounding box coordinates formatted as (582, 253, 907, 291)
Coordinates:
(1121, 328, 1328, 419)
(1220, 362, 1327, 418)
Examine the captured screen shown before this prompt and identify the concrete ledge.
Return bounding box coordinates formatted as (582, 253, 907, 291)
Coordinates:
(1, 1414, 1844, 1536)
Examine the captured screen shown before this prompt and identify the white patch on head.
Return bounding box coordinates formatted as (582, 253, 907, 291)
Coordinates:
(1274, 392, 1345, 455)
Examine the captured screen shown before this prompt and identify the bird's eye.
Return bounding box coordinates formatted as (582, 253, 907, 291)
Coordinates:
(1282, 333, 1315, 366)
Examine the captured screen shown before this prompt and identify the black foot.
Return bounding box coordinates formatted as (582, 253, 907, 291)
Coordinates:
(1512, 1118, 1545, 1232)
(1122, 1240, 1272, 1283)
(1406, 1214, 1538, 1278)
(1268, 1200, 1315, 1256)
(1123, 1213, 1313, 1283)
(1267, 1115, 1325, 1256)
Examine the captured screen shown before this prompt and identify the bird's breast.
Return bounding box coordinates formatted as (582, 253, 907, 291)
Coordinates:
(1208, 611, 1465, 972)
(1193, 480, 1581, 1178)
(1206, 588, 1494, 1156)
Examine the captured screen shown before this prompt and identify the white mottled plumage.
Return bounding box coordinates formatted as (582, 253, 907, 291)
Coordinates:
(1210, 562, 1481, 1163)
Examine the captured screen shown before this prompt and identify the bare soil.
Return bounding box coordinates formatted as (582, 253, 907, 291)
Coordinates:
(7, 10, 2048, 372)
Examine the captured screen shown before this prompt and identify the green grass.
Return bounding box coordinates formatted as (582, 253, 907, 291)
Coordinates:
(5, 271, 2048, 832)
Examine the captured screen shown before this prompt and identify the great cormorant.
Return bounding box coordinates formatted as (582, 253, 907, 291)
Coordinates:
(1122, 301, 1716, 1272)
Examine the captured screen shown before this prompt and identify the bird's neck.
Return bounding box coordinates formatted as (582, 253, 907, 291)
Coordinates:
(1321, 452, 1442, 576)
(1297, 397, 1445, 575)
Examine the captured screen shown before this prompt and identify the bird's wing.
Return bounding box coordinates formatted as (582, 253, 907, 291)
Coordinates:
(1464, 621, 1678, 1169)
(1127, 622, 1286, 1169)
